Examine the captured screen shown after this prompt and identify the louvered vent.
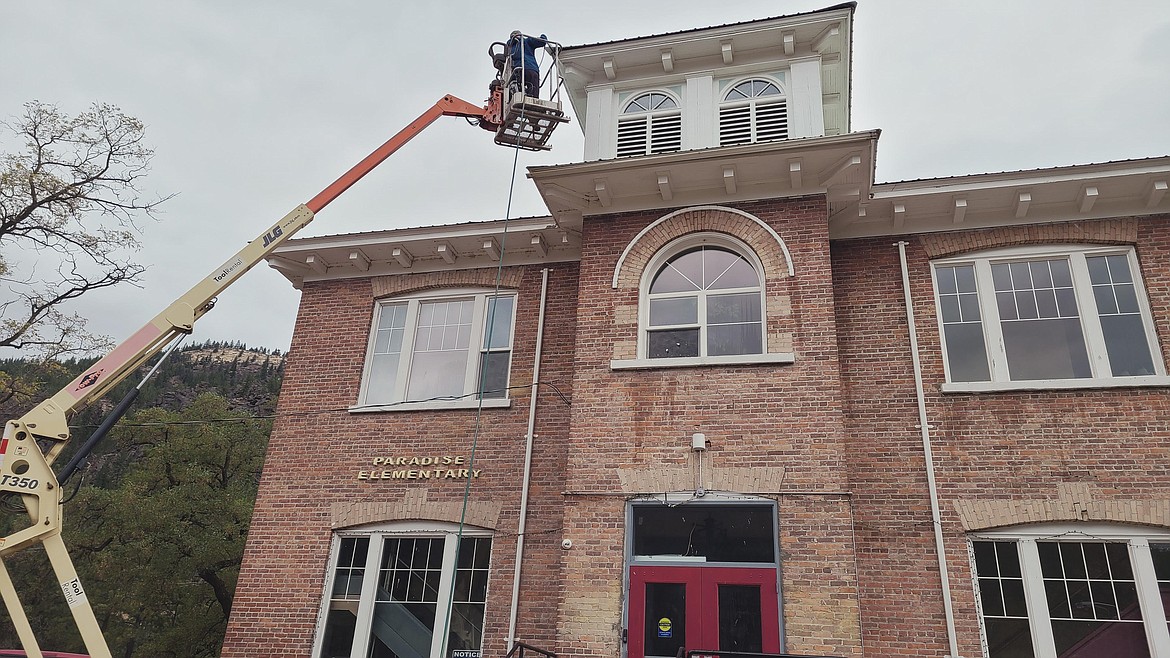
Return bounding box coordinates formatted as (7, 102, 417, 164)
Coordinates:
(649, 114, 682, 154)
(617, 114, 681, 157)
(719, 99, 788, 146)
(755, 100, 788, 142)
(617, 116, 648, 158)
(719, 105, 752, 146)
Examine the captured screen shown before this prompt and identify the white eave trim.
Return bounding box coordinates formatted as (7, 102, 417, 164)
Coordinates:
(276, 217, 558, 254)
(872, 163, 1170, 199)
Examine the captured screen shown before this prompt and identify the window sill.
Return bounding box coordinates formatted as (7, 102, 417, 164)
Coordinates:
(941, 375, 1170, 393)
(349, 398, 512, 413)
(610, 352, 795, 370)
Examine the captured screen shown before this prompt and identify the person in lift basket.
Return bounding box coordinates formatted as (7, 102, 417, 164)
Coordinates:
(507, 30, 550, 98)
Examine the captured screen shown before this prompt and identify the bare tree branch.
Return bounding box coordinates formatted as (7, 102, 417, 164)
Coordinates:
(0, 101, 172, 359)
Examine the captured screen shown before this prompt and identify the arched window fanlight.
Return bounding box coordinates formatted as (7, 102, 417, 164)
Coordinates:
(719, 78, 788, 146)
(617, 91, 682, 157)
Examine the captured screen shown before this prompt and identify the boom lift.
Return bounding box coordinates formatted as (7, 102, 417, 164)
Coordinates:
(0, 38, 567, 658)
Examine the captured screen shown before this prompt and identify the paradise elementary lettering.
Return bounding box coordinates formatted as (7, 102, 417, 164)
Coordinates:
(357, 455, 482, 482)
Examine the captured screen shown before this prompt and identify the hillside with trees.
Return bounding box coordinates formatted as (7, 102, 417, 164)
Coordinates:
(0, 341, 284, 656)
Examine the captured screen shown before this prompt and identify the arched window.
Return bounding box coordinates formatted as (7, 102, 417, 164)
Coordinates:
(316, 522, 494, 658)
(719, 78, 788, 146)
(617, 91, 682, 157)
(643, 237, 764, 359)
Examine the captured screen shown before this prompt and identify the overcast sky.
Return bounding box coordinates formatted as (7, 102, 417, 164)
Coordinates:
(3, 1, 1169, 354)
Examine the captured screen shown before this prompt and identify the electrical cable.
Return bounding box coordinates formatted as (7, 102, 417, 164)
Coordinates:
(64, 380, 571, 432)
(437, 44, 532, 657)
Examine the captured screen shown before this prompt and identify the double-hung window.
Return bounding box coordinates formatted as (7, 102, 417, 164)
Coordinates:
(972, 524, 1170, 657)
(317, 523, 493, 658)
(617, 91, 682, 158)
(360, 290, 515, 407)
(932, 246, 1164, 389)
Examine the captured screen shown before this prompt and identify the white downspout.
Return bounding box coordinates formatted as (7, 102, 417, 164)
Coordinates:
(507, 267, 550, 649)
(896, 242, 961, 658)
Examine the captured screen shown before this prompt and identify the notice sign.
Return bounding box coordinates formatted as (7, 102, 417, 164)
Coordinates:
(658, 617, 672, 638)
(452, 651, 481, 658)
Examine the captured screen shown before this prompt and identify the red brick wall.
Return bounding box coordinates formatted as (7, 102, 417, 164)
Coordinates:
(222, 263, 578, 656)
(556, 198, 863, 658)
(832, 215, 1170, 657)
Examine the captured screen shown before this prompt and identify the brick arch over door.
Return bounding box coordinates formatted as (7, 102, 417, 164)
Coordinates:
(608, 205, 796, 361)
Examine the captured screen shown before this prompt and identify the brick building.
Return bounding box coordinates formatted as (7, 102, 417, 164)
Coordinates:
(222, 4, 1170, 658)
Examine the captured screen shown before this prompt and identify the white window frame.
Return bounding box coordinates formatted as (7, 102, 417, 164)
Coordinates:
(313, 521, 494, 658)
(616, 91, 682, 158)
(354, 288, 516, 411)
(718, 76, 789, 146)
(612, 232, 793, 370)
(969, 523, 1170, 658)
(932, 244, 1170, 392)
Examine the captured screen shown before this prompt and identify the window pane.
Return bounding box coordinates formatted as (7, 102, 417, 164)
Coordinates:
(644, 582, 687, 658)
(943, 323, 991, 382)
(940, 296, 961, 323)
(997, 292, 1019, 320)
(407, 350, 468, 400)
(958, 292, 981, 321)
(1084, 543, 1110, 579)
(936, 266, 957, 294)
(1002, 318, 1091, 380)
(321, 608, 359, 658)
(1009, 262, 1033, 289)
(1051, 620, 1150, 657)
(649, 329, 699, 358)
(992, 263, 1013, 291)
(477, 351, 510, 399)
(705, 249, 758, 289)
(707, 323, 763, 356)
(632, 504, 775, 563)
(981, 579, 1006, 616)
(707, 293, 761, 324)
(984, 618, 1036, 658)
(368, 602, 436, 658)
(1087, 255, 1112, 284)
(1035, 289, 1058, 318)
(999, 542, 1023, 578)
(653, 251, 703, 293)
(484, 297, 514, 349)
(650, 297, 698, 326)
(718, 585, 763, 653)
(1003, 579, 1028, 617)
(975, 542, 999, 577)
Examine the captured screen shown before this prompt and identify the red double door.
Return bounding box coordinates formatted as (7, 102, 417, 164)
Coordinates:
(628, 565, 781, 658)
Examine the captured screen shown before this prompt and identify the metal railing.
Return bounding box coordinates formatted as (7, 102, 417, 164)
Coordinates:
(677, 650, 843, 658)
(506, 641, 557, 658)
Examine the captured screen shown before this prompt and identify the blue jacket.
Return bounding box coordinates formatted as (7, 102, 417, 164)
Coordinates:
(509, 34, 548, 72)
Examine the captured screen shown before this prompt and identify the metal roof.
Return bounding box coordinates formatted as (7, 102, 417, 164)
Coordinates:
(560, 2, 857, 52)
